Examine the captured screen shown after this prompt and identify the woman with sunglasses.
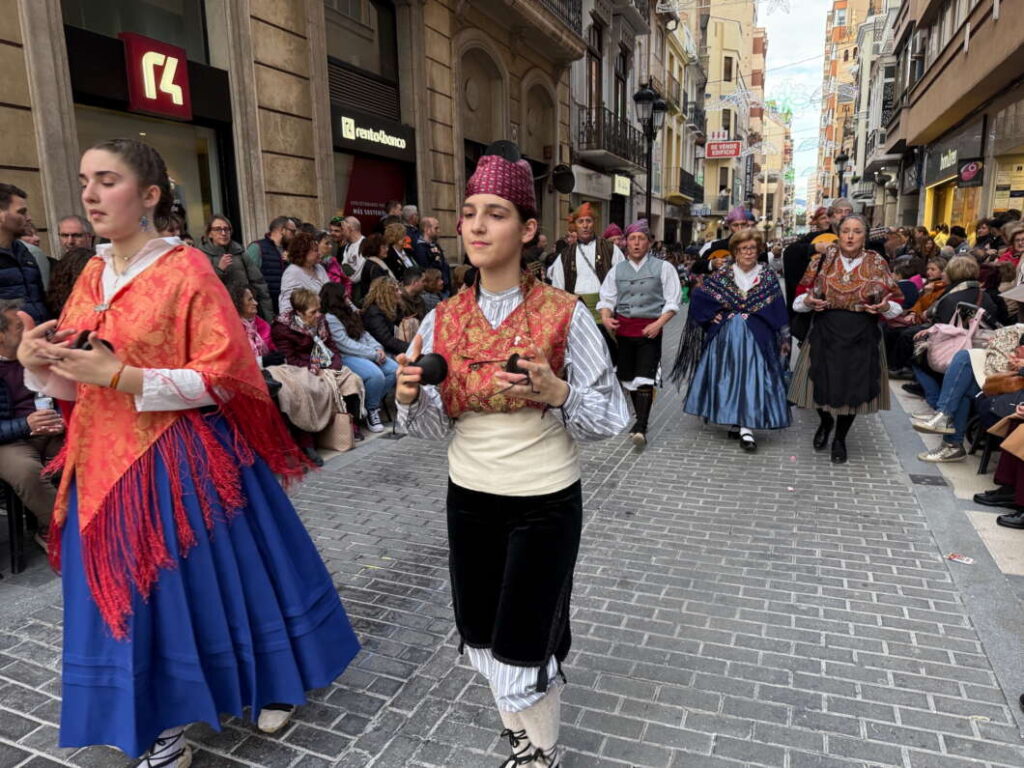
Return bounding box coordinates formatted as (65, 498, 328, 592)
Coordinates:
(396, 142, 628, 767)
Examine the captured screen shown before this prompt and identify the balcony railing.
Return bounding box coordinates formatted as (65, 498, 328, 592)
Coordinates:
(539, 0, 583, 35)
(686, 105, 706, 133)
(679, 168, 704, 203)
(577, 106, 646, 168)
(667, 74, 682, 111)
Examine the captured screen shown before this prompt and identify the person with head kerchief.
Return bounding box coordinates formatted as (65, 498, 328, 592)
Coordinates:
(596, 219, 679, 446)
(395, 141, 629, 768)
(548, 202, 625, 333)
(693, 206, 764, 275)
(15, 139, 359, 766)
(671, 228, 791, 453)
(787, 214, 904, 464)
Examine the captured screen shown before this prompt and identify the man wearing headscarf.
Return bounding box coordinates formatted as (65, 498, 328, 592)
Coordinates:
(693, 206, 762, 275)
(597, 219, 680, 446)
(549, 202, 625, 335)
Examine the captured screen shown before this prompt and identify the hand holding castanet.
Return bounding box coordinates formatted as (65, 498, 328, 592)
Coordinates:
(396, 335, 425, 405)
(492, 345, 569, 407)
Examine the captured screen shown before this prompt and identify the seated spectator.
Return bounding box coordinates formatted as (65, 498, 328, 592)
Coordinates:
(998, 261, 1019, 317)
(400, 266, 427, 322)
(997, 223, 1024, 266)
(421, 268, 445, 312)
(200, 215, 273, 320)
(320, 283, 398, 434)
(893, 261, 920, 310)
(271, 288, 366, 442)
(360, 234, 394, 286)
(451, 264, 472, 293)
(46, 246, 94, 317)
(912, 324, 1024, 462)
(279, 231, 329, 316)
(231, 284, 333, 466)
(0, 299, 62, 551)
(907, 256, 1001, 397)
(362, 276, 409, 356)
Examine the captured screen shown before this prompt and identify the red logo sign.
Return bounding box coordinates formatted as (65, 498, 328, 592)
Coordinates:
(119, 32, 192, 121)
(705, 141, 743, 159)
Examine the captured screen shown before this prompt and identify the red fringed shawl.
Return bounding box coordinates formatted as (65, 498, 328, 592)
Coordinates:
(433, 276, 577, 419)
(48, 245, 310, 639)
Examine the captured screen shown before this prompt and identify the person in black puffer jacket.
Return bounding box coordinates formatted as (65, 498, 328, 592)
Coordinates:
(0, 184, 49, 323)
(361, 275, 409, 356)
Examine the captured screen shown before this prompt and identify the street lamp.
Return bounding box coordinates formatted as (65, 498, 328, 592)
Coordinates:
(634, 80, 668, 222)
(835, 150, 850, 198)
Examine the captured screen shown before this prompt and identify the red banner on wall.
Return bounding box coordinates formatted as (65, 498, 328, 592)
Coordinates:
(705, 141, 743, 159)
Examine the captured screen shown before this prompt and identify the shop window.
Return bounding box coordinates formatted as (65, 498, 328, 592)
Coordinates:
(326, 0, 398, 83)
(75, 105, 223, 238)
(61, 0, 208, 64)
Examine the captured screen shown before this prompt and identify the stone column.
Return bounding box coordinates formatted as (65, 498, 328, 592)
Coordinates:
(14, 0, 80, 256)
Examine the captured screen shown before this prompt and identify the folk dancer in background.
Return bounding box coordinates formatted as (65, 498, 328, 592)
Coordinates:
(597, 219, 679, 447)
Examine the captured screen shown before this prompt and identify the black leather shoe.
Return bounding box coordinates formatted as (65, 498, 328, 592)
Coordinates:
(831, 438, 847, 464)
(996, 510, 1024, 529)
(740, 434, 757, 453)
(302, 445, 324, 467)
(973, 487, 1017, 509)
(813, 419, 834, 450)
(902, 382, 925, 397)
(728, 427, 741, 440)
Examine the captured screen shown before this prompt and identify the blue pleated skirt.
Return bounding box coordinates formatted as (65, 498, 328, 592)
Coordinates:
(684, 315, 791, 430)
(58, 416, 360, 757)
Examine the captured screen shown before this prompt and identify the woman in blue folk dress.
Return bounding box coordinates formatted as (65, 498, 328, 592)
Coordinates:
(17, 139, 360, 767)
(671, 229, 791, 453)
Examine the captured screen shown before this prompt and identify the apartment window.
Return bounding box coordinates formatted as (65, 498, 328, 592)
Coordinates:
(718, 166, 729, 191)
(835, 8, 847, 25)
(325, 0, 398, 82)
(722, 108, 732, 136)
(587, 23, 603, 112)
(61, 0, 208, 63)
(655, 27, 665, 61)
(614, 49, 629, 119)
(723, 56, 734, 82)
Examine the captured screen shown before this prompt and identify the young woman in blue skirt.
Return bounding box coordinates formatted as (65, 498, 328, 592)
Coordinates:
(17, 139, 360, 767)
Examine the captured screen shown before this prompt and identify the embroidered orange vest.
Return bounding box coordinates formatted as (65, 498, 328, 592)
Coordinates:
(433, 279, 578, 419)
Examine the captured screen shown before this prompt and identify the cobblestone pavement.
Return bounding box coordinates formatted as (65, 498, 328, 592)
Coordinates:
(2, 358, 1024, 767)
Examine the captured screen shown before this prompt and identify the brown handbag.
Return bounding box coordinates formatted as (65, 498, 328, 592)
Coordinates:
(982, 371, 1024, 396)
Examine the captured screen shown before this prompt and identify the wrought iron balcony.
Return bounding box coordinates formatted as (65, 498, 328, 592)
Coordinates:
(577, 105, 646, 170)
(667, 74, 682, 112)
(613, 0, 650, 33)
(538, 0, 583, 35)
(679, 168, 704, 203)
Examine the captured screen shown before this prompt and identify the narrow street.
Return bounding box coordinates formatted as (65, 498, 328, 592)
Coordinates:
(2, 318, 1023, 768)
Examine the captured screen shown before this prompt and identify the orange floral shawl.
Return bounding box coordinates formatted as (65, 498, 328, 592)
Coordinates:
(48, 245, 309, 638)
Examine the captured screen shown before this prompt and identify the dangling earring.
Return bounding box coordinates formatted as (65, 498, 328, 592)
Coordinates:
(139, 215, 150, 231)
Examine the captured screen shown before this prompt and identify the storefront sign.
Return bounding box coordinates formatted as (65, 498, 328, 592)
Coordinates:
(613, 175, 631, 196)
(925, 120, 984, 185)
(940, 149, 958, 172)
(331, 106, 416, 163)
(692, 204, 712, 217)
(705, 141, 742, 159)
(957, 158, 984, 188)
(570, 165, 613, 200)
(119, 33, 192, 120)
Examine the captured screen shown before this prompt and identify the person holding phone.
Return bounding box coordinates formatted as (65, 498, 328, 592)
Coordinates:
(788, 214, 904, 464)
(16, 138, 359, 767)
(395, 141, 628, 768)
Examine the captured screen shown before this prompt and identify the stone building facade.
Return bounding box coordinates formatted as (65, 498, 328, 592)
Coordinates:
(3, 0, 584, 259)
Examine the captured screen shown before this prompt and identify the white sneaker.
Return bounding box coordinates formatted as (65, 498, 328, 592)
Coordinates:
(366, 408, 385, 433)
(912, 412, 955, 435)
(142, 730, 191, 768)
(257, 704, 295, 734)
(918, 443, 967, 463)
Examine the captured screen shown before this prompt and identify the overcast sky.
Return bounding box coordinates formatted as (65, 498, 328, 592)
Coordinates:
(758, 0, 832, 206)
